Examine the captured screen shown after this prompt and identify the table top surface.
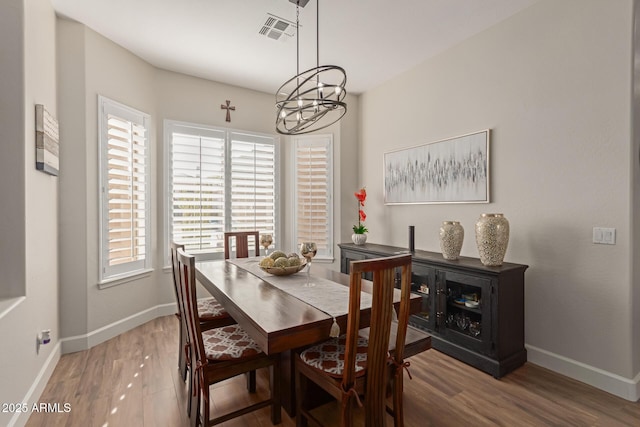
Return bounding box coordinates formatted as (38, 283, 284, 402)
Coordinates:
(195, 259, 420, 355)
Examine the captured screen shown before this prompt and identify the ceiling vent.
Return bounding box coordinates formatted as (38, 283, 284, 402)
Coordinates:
(259, 13, 297, 41)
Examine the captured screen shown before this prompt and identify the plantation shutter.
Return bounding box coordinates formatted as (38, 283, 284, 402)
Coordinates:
(166, 122, 279, 261)
(229, 132, 276, 239)
(171, 129, 226, 253)
(99, 96, 151, 282)
(294, 135, 333, 259)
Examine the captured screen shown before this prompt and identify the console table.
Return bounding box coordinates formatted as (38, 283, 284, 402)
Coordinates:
(339, 242, 528, 378)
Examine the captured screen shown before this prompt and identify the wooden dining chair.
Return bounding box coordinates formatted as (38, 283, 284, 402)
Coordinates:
(170, 242, 235, 413)
(295, 254, 413, 427)
(176, 248, 281, 426)
(222, 231, 261, 390)
(224, 231, 260, 259)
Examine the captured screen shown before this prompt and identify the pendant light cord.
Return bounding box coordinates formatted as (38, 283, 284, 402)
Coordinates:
(296, 1, 300, 77)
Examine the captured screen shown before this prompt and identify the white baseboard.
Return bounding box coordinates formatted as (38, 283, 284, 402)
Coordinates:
(526, 344, 639, 402)
(60, 302, 176, 354)
(8, 342, 61, 427)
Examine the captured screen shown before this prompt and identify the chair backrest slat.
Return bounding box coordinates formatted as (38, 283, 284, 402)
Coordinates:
(176, 248, 207, 368)
(344, 254, 412, 425)
(224, 231, 260, 259)
(170, 241, 185, 313)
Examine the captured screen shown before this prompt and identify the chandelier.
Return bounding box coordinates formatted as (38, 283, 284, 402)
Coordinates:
(275, 0, 347, 135)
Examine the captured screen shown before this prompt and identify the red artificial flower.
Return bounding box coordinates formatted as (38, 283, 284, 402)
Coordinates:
(359, 209, 366, 222)
(354, 188, 367, 206)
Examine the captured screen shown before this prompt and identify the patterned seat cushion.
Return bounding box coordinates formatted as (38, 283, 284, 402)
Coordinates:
(202, 324, 263, 361)
(197, 297, 229, 321)
(299, 335, 369, 378)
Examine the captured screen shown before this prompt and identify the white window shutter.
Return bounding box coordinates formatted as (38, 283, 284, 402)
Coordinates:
(171, 130, 226, 253)
(166, 122, 279, 261)
(230, 132, 277, 237)
(99, 96, 151, 282)
(294, 135, 333, 259)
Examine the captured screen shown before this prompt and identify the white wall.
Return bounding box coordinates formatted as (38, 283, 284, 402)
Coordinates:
(0, 0, 60, 426)
(359, 0, 638, 400)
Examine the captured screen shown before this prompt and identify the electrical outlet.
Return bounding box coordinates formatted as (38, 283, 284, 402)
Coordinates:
(593, 227, 616, 245)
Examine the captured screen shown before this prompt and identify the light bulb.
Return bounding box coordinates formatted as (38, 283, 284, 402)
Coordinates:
(335, 86, 342, 95)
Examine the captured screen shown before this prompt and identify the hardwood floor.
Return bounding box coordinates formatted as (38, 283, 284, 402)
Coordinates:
(26, 316, 639, 427)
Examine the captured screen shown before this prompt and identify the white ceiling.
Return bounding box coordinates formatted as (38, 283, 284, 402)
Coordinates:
(51, 0, 539, 95)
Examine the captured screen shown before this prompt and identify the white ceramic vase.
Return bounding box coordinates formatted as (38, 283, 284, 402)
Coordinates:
(352, 233, 367, 245)
(439, 221, 464, 260)
(475, 213, 509, 266)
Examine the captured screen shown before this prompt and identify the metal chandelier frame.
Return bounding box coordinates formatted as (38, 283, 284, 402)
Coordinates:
(275, 0, 347, 135)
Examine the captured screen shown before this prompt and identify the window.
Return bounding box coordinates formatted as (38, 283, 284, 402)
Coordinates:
(165, 121, 279, 262)
(293, 135, 333, 260)
(98, 96, 151, 284)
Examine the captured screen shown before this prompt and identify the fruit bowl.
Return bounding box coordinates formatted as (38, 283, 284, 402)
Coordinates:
(259, 259, 307, 276)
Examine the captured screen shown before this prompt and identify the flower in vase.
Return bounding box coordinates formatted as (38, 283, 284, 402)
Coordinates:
(353, 187, 368, 234)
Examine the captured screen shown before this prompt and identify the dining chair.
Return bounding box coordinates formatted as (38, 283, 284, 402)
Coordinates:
(224, 231, 260, 259)
(295, 254, 413, 427)
(222, 231, 261, 391)
(176, 248, 281, 426)
(170, 242, 236, 413)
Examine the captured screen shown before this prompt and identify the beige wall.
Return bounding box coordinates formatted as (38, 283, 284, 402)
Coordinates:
(0, 0, 26, 301)
(0, 0, 60, 426)
(57, 20, 164, 350)
(632, 0, 640, 386)
(360, 0, 637, 399)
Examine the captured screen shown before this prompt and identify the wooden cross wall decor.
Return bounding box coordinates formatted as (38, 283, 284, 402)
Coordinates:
(221, 100, 235, 122)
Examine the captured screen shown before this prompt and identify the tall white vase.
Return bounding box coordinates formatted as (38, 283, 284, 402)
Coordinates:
(439, 221, 464, 260)
(475, 213, 509, 266)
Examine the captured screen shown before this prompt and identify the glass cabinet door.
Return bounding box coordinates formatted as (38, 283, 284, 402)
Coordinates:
(341, 250, 372, 280)
(408, 264, 437, 331)
(439, 270, 493, 355)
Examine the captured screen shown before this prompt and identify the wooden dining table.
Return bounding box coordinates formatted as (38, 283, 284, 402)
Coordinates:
(195, 258, 428, 416)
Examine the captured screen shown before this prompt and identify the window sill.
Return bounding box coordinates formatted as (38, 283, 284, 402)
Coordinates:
(0, 296, 26, 320)
(98, 268, 154, 289)
(312, 256, 334, 264)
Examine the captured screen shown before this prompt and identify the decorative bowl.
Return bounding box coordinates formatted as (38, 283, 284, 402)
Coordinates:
(259, 259, 307, 276)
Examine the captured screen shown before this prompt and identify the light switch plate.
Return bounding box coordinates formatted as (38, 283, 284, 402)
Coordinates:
(593, 227, 616, 245)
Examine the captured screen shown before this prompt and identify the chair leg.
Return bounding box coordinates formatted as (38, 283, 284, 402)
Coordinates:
(339, 393, 354, 427)
(178, 317, 188, 381)
(189, 375, 199, 427)
(271, 356, 282, 425)
(295, 363, 307, 427)
(187, 367, 192, 416)
(392, 372, 404, 427)
(202, 381, 211, 427)
(246, 370, 257, 393)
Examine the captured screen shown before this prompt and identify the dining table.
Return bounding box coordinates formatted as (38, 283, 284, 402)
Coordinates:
(195, 257, 429, 416)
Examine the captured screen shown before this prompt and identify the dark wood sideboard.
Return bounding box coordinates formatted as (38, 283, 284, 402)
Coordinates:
(338, 242, 528, 378)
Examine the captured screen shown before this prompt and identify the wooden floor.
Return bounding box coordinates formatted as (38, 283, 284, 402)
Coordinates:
(26, 315, 639, 427)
